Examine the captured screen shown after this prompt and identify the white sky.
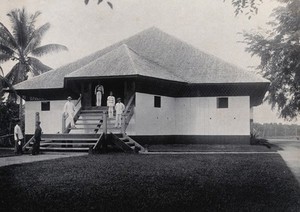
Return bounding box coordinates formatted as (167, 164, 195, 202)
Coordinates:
(1, 0, 293, 124)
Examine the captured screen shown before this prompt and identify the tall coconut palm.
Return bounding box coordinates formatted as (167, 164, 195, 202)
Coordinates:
(0, 8, 68, 85)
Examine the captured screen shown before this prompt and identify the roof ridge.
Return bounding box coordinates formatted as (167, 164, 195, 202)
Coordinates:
(122, 44, 139, 75)
(125, 46, 187, 82)
(153, 29, 268, 83)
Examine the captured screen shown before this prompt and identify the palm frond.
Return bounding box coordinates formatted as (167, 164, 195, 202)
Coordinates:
(0, 54, 12, 63)
(7, 8, 31, 49)
(24, 23, 50, 55)
(27, 11, 41, 36)
(0, 74, 17, 100)
(0, 43, 15, 56)
(31, 44, 68, 57)
(0, 66, 4, 76)
(0, 22, 18, 50)
(28, 57, 52, 75)
(5, 62, 27, 85)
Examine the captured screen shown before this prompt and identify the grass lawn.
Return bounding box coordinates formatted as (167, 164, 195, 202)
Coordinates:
(147, 144, 280, 152)
(0, 153, 300, 211)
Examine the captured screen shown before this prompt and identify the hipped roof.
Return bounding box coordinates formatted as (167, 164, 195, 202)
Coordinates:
(14, 27, 268, 90)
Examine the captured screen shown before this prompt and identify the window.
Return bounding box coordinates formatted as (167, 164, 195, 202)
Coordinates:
(154, 96, 161, 108)
(41, 101, 50, 111)
(217, 97, 228, 109)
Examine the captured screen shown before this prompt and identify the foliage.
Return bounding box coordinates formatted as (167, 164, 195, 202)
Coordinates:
(0, 8, 68, 85)
(230, 0, 263, 19)
(84, 0, 113, 9)
(252, 122, 300, 138)
(243, 0, 300, 120)
(0, 101, 19, 135)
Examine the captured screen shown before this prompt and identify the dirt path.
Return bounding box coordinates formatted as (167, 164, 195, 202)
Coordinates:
(268, 139, 300, 184)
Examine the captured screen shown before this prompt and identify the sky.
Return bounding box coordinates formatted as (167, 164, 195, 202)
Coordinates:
(1, 0, 293, 124)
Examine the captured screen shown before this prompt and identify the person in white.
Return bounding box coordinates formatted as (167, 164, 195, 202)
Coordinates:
(115, 98, 125, 128)
(14, 119, 24, 154)
(94, 84, 104, 106)
(107, 91, 115, 119)
(63, 96, 76, 128)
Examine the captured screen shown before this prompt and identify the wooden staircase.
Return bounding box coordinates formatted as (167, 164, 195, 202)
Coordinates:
(109, 133, 146, 153)
(69, 107, 123, 134)
(24, 134, 101, 152)
(23, 94, 145, 153)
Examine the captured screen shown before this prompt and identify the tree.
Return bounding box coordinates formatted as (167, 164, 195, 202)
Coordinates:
(83, 0, 263, 18)
(0, 8, 68, 85)
(230, 0, 263, 18)
(243, 0, 300, 120)
(84, 0, 113, 9)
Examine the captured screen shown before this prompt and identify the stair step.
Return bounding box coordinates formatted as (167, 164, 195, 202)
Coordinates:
(84, 106, 108, 110)
(76, 121, 101, 124)
(42, 134, 99, 139)
(70, 127, 99, 129)
(40, 147, 89, 151)
(125, 141, 135, 146)
(78, 118, 102, 121)
(119, 138, 129, 141)
(81, 110, 104, 113)
(42, 138, 98, 141)
(41, 143, 95, 146)
(75, 122, 102, 125)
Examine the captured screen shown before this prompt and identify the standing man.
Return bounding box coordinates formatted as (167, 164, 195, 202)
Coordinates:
(14, 119, 23, 155)
(107, 91, 115, 119)
(63, 96, 76, 128)
(32, 121, 42, 155)
(115, 98, 125, 128)
(94, 83, 104, 106)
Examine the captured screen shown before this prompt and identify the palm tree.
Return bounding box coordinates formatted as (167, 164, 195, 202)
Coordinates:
(0, 8, 68, 124)
(0, 8, 68, 85)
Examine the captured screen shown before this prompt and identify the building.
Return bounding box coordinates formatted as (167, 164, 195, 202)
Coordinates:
(14, 27, 269, 147)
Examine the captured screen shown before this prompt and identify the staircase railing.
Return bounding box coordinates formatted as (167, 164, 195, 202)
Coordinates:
(62, 94, 82, 133)
(92, 133, 104, 152)
(121, 94, 135, 135)
(22, 135, 34, 152)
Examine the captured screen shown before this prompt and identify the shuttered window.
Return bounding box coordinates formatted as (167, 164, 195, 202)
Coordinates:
(217, 97, 228, 108)
(41, 101, 50, 111)
(154, 96, 161, 108)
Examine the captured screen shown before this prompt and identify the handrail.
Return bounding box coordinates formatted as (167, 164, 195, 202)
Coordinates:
(121, 93, 135, 135)
(123, 94, 135, 115)
(0, 134, 13, 139)
(75, 94, 82, 107)
(22, 135, 34, 152)
(92, 133, 104, 150)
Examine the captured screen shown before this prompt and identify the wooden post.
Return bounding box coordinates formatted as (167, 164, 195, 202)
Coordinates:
(35, 112, 40, 123)
(121, 113, 126, 136)
(19, 96, 23, 128)
(62, 114, 66, 133)
(103, 111, 108, 135)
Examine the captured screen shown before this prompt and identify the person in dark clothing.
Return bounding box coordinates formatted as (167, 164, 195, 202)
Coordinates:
(32, 121, 42, 155)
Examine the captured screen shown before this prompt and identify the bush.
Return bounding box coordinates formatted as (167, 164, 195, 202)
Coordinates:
(250, 132, 271, 148)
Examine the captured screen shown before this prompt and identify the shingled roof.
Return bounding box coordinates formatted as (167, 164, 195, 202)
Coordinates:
(14, 27, 268, 90)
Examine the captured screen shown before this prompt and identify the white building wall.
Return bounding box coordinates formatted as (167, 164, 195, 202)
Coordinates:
(134, 93, 250, 136)
(175, 96, 250, 135)
(135, 93, 176, 135)
(25, 100, 76, 134)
